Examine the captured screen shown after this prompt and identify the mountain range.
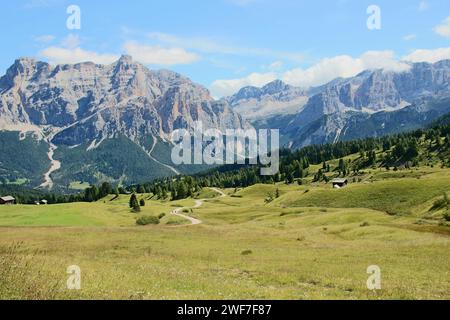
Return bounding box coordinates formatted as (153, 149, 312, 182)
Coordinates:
(0, 55, 247, 190)
(225, 79, 309, 120)
(248, 60, 450, 148)
(0, 56, 449, 190)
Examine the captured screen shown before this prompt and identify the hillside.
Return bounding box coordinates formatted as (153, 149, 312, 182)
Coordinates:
(1, 119, 449, 299)
(0, 166, 449, 299)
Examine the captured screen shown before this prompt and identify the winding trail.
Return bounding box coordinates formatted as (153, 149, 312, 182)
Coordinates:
(169, 187, 226, 226)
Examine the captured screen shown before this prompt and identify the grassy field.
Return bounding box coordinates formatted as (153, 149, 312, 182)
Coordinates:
(0, 167, 449, 300)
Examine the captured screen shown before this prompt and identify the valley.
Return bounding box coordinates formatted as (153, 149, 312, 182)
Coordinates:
(0, 166, 449, 300)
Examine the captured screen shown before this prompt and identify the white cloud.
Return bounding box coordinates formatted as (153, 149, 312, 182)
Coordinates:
(434, 16, 450, 38)
(148, 32, 305, 63)
(403, 47, 450, 63)
(210, 72, 277, 98)
(403, 34, 417, 41)
(39, 34, 119, 65)
(210, 51, 412, 97)
(123, 42, 200, 66)
(40, 47, 119, 65)
(283, 51, 410, 88)
(34, 35, 55, 44)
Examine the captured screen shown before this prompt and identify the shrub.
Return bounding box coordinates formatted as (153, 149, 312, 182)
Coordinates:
(158, 213, 166, 219)
(132, 204, 141, 213)
(443, 211, 450, 222)
(241, 250, 253, 256)
(139, 199, 146, 207)
(430, 192, 449, 211)
(136, 216, 160, 226)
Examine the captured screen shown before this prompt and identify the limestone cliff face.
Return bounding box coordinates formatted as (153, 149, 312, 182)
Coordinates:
(0, 55, 247, 146)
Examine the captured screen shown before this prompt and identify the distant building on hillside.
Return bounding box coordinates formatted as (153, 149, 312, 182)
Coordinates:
(0, 196, 16, 205)
(35, 200, 49, 205)
(332, 178, 348, 189)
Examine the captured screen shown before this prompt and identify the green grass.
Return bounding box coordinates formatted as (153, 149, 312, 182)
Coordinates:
(0, 169, 449, 299)
(274, 170, 450, 216)
(69, 181, 91, 191)
(0, 194, 196, 227)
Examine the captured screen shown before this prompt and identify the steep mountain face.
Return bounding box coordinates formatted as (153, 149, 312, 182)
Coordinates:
(253, 60, 450, 148)
(0, 56, 247, 189)
(226, 80, 309, 120)
(289, 98, 450, 148)
(0, 55, 246, 143)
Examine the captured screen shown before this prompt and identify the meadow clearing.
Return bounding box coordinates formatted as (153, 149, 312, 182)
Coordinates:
(0, 167, 449, 300)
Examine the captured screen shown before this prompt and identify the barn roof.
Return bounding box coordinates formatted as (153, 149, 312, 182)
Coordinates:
(332, 178, 348, 184)
(1, 196, 15, 201)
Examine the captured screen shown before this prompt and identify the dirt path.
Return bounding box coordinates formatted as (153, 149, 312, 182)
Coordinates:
(171, 207, 203, 225)
(209, 187, 226, 198)
(169, 188, 226, 226)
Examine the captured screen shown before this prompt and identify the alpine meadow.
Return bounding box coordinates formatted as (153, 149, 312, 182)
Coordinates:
(0, 0, 449, 302)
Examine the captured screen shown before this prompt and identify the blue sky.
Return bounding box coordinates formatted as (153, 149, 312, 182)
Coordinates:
(1, 0, 449, 97)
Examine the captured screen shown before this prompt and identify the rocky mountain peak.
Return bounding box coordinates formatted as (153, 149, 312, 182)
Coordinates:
(227, 80, 309, 121)
(118, 54, 133, 63)
(0, 55, 247, 142)
(262, 80, 291, 94)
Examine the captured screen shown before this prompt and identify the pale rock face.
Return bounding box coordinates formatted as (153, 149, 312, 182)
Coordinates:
(286, 60, 450, 133)
(226, 80, 309, 121)
(0, 55, 248, 146)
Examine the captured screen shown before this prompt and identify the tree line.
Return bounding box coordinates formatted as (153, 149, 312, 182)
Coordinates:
(3, 113, 449, 204)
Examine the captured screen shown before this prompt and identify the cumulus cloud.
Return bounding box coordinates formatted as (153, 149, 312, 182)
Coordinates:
(123, 41, 200, 66)
(40, 47, 119, 65)
(39, 35, 200, 66)
(284, 51, 410, 88)
(403, 47, 450, 63)
(39, 33, 119, 65)
(434, 16, 450, 38)
(211, 51, 411, 97)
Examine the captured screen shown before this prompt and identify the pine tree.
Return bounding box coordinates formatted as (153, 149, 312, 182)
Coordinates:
(129, 193, 138, 209)
(285, 171, 294, 184)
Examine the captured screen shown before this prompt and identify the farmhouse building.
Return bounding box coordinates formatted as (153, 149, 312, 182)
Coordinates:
(0, 196, 16, 205)
(332, 178, 348, 189)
